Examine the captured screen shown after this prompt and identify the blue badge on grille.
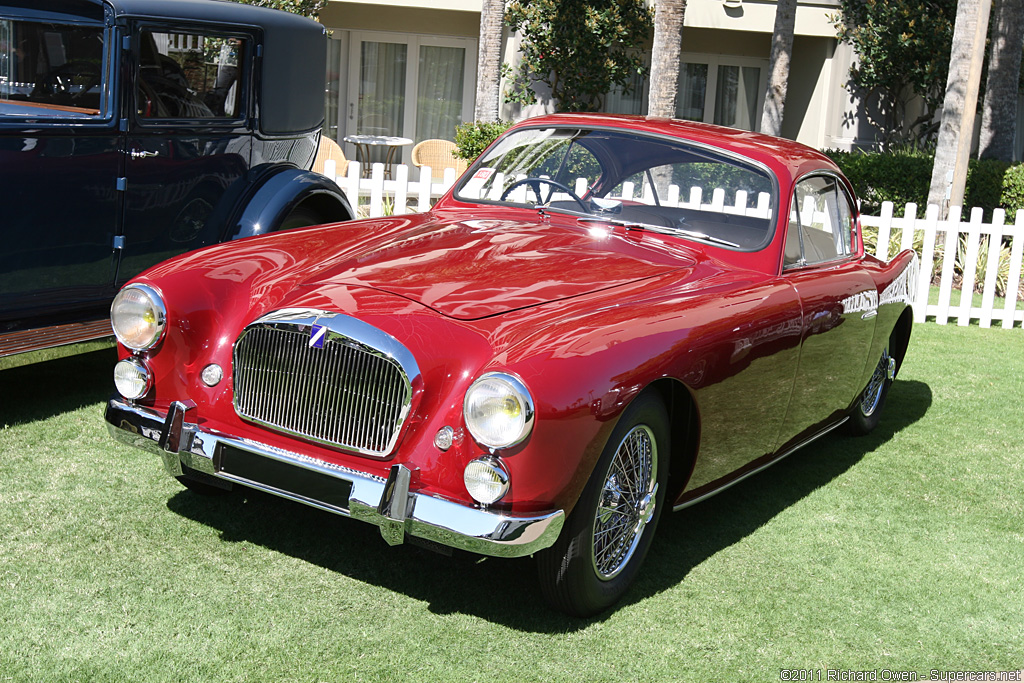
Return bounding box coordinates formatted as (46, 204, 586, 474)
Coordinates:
(309, 323, 327, 349)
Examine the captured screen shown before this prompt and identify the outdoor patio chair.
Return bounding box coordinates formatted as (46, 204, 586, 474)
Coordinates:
(312, 136, 349, 177)
(410, 139, 468, 179)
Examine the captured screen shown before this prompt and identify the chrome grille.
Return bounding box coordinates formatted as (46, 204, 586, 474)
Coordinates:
(233, 311, 417, 457)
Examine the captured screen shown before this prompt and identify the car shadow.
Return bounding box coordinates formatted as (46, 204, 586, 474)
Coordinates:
(0, 345, 116, 425)
(165, 377, 932, 633)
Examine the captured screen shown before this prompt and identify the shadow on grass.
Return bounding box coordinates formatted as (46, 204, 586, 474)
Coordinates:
(0, 345, 116, 425)
(166, 378, 932, 633)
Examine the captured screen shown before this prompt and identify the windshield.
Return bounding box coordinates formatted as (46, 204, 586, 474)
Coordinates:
(0, 17, 107, 119)
(453, 127, 777, 251)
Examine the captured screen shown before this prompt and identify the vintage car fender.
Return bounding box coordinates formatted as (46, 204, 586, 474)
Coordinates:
(224, 165, 355, 240)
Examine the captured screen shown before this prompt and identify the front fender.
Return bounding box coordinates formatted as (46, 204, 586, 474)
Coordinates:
(225, 165, 354, 240)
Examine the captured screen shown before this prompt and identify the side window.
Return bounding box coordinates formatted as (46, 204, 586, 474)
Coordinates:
(0, 18, 106, 117)
(137, 29, 246, 120)
(784, 176, 855, 268)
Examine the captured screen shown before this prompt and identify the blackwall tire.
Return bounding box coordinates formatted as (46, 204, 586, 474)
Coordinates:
(848, 345, 895, 436)
(536, 391, 669, 617)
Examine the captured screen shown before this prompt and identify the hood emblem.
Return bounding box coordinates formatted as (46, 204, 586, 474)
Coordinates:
(309, 323, 327, 349)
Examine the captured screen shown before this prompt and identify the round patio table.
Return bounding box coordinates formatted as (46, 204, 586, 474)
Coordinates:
(343, 134, 413, 179)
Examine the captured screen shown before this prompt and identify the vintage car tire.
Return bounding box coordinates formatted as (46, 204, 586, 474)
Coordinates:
(848, 346, 894, 435)
(536, 391, 669, 617)
(277, 204, 330, 232)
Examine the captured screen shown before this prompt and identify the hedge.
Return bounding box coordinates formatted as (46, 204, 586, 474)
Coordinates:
(824, 149, 1024, 220)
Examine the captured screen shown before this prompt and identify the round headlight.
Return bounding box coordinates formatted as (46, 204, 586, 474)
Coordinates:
(110, 284, 167, 351)
(463, 372, 534, 449)
(114, 358, 151, 400)
(464, 457, 510, 505)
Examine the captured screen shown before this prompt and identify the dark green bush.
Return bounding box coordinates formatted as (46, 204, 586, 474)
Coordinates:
(1001, 164, 1024, 219)
(825, 148, 933, 217)
(824, 148, 1024, 220)
(453, 120, 513, 162)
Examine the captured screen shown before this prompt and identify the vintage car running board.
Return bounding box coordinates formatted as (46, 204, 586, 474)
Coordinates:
(0, 319, 112, 358)
(674, 417, 849, 511)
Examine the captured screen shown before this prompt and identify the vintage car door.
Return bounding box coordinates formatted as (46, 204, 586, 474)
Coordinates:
(776, 174, 878, 448)
(0, 8, 122, 323)
(116, 22, 255, 284)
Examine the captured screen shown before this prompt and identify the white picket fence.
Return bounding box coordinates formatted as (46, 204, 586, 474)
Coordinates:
(861, 202, 1024, 330)
(324, 160, 1024, 330)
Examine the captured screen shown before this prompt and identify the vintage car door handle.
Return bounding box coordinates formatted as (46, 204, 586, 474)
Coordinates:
(861, 309, 878, 320)
(130, 149, 159, 160)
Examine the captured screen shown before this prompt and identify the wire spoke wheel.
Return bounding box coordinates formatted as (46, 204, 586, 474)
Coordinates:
(859, 346, 893, 418)
(536, 392, 668, 617)
(592, 425, 658, 580)
(848, 344, 896, 436)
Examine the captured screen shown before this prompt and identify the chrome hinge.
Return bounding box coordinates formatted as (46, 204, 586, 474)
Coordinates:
(112, 235, 125, 250)
(116, 177, 127, 191)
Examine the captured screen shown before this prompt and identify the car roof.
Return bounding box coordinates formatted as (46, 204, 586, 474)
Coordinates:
(1, 0, 327, 135)
(3, 0, 310, 27)
(509, 113, 841, 188)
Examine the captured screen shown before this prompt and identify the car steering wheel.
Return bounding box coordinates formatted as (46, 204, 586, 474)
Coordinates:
(500, 177, 588, 212)
(42, 61, 101, 102)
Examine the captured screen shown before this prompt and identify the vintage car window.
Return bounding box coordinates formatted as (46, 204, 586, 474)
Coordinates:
(137, 29, 246, 120)
(785, 175, 855, 268)
(455, 126, 777, 251)
(0, 18, 107, 118)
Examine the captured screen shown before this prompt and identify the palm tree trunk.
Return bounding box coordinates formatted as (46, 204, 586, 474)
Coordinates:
(927, 0, 992, 218)
(760, 0, 797, 137)
(474, 0, 505, 123)
(978, 0, 1024, 161)
(647, 0, 687, 118)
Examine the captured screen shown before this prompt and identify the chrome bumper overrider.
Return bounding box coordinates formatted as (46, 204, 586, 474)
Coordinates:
(105, 399, 564, 558)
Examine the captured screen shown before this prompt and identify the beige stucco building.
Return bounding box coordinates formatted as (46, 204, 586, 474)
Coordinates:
(316, 0, 926, 161)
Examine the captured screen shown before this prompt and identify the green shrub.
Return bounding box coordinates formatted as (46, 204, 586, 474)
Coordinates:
(825, 148, 933, 217)
(1001, 164, 1024, 220)
(453, 120, 513, 162)
(825, 148, 1024, 221)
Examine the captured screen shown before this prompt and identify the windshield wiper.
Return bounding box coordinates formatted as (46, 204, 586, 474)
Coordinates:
(576, 215, 741, 249)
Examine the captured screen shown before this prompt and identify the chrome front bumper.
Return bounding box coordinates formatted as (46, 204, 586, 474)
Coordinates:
(105, 399, 564, 558)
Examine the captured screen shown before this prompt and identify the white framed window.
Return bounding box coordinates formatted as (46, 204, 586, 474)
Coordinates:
(675, 53, 768, 132)
(326, 30, 476, 164)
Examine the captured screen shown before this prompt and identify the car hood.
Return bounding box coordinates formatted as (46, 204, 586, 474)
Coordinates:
(307, 215, 694, 320)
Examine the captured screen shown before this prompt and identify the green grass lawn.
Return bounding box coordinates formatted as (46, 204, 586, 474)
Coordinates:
(0, 324, 1021, 682)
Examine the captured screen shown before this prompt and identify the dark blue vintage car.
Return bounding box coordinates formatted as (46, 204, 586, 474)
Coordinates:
(0, 0, 353, 359)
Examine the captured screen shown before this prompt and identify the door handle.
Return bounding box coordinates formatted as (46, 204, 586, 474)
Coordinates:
(130, 150, 159, 160)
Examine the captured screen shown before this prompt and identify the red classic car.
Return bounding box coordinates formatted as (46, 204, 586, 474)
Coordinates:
(105, 113, 918, 616)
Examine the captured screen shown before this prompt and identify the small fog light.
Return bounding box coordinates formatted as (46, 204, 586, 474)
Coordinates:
(114, 358, 151, 400)
(201, 363, 223, 387)
(464, 457, 509, 506)
(434, 425, 454, 451)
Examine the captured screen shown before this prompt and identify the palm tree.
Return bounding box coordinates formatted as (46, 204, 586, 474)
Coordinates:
(978, 0, 1024, 161)
(647, 0, 687, 118)
(927, 0, 992, 216)
(474, 0, 505, 122)
(760, 0, 797, 137)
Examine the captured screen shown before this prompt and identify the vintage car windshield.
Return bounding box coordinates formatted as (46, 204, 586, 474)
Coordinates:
(0, 18, 108, 119)
(454, 126, 778, 251)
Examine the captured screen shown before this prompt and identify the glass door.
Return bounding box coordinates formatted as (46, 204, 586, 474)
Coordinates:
(345, 32, 475, 164)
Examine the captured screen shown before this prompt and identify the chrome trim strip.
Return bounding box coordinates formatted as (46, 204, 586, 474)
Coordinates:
(673, 417, 849, 511)
(105, 399, 564, 558)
